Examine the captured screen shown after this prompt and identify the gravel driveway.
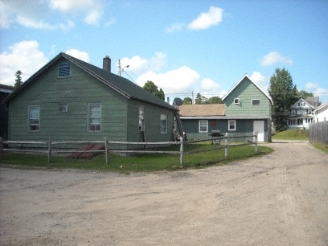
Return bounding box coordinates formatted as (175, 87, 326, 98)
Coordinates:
(1, 141, 328, 246)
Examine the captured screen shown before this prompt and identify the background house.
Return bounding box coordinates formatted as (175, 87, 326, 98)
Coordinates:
(0, 84, 14, 140)
(222, 74, 273, 142)
(178, 104, 225, 141)
(4, 53, 180, 148)
(288, 97, 319, 129)
(178, 74, 272, 142)
(314, 101, 328, 122)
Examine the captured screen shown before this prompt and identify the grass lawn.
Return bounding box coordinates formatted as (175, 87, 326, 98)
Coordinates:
(272, 129, 309, 140)
(311, 142, 328, 155)
(0, 142, 273, 172)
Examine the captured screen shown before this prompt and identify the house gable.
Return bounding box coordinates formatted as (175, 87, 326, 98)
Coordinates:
(222, 75, 272, 117)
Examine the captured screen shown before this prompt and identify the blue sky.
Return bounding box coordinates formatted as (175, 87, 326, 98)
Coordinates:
(1, 0, 328, 103)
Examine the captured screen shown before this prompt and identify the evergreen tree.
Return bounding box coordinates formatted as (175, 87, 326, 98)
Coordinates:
(268, 68, 297, 131)
(14, 70, 23, 88)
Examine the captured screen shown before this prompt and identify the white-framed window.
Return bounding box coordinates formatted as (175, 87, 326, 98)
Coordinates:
(160, 114, 167, 134)
(88, 103, 101, 131)
(228, 120, 236, 131)
(58, 104, 68, 113)
(199, 120, 208, 133)
(234, 98, 240, 104)
(28, 105, 40, 131)
(58, 63, 71, 78)
(139, 107, 145, 131)
(252, 99, 260, 106)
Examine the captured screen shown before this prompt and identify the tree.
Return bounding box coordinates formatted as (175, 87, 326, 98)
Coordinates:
(268, 68, 297, 132)
(143, 80, 165, 100)
(207, 96, 223, 104)
(14, 70, 23, 88)
(296, 90, 313, 99)
(183, 97, 192, 104)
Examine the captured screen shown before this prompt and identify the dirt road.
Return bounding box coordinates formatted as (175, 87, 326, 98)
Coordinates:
(1, 141, 328, 246)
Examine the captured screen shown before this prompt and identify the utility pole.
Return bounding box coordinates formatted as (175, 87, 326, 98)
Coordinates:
(118, 59, 129, 77)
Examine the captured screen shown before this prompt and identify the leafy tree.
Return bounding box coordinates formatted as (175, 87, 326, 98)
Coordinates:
(268, 68, 297, 132)
(296, 90, 313, 99)
(14, 70, 23, 88)
(143, 80, 165, 100)
(207, 96, 223, 104)
(183, 97, 192, 104)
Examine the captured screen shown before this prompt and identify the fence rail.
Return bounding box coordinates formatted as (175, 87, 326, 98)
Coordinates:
(0, 132, 258, 165)
(309, 121, 328, 145)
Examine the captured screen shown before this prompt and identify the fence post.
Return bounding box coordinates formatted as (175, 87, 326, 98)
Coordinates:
(48, 138, 52, 163)
(0, 137, 3, 161)
(105, 137, 109, 164)
(180, 136, 184, 166)
(225, 132, 229, 158)
(254, 131, 258, 152)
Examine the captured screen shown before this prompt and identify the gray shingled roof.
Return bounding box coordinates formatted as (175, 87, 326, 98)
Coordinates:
(4, 52, 177, 111)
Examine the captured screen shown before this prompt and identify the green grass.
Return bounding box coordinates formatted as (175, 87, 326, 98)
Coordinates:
(0, 142, 273, 172)
(272, 129, 309, 140)
(311, 142, 328, 155)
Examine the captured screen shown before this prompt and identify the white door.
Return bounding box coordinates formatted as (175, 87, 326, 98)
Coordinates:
(253, 121, 264, 142)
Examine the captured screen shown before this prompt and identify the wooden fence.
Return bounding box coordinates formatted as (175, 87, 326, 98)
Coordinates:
(309, 121, 328, 145)
(0, 132, 258, 165)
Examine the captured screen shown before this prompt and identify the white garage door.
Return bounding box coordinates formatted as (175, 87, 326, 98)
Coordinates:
(253, 121, 264, 142)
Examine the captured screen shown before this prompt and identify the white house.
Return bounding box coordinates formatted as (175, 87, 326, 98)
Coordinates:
(314, 101, 328, 122)
(288, 97, 319, 129)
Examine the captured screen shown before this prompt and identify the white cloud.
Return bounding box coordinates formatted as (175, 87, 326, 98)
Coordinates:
(305, 82, 328, 99)
(201, 78, 220, 91)
(188, 6, 223, 30)
(0, 0, 75, 30)
(261, 52, 293, 66)
(249, 71, 268, 93)
(50, 0, 103, 25)
(49, 0, 95, 11)
(165, 23, 185, 33)
(136, 66, 200, 94)
(0, 40, 48, 85)
(66, 49, 90, 62)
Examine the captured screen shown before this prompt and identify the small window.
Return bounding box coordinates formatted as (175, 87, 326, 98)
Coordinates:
(199, 120, 208, 133)
(58, 63, 71, 78)
(228, 120, 236, 131)
(28, 106, 40, 131)
(252, 99, 260, 106)
(234, 98, 240, 104)
(88, 103, 101, 131)
(160, 114, 167, 134)
(58, 104, 68, 113)
(139, 107, 145, 131)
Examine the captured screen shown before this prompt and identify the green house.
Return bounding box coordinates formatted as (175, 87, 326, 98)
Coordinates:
(222, 74, 273, 142)
(4, 53, 180, 148)
(179, 75, 272, 142)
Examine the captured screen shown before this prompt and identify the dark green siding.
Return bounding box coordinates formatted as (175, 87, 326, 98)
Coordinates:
(8, 59, 159, 143)
(182, 118, 270, 142)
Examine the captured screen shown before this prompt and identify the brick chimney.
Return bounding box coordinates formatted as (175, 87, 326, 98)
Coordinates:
(103, 55, 111, 73)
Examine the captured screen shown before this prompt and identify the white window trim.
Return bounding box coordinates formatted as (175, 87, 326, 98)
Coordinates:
(199, 120, 208, 133)
(228, 120, 236, 131)
(28, 105, 40, 132)
(88, 103, 102, 132)
(160, 114, 168, 134)
(139, 107, 145, 132)
(234, 98, 240, 105)
(58, 103, 68, 113)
